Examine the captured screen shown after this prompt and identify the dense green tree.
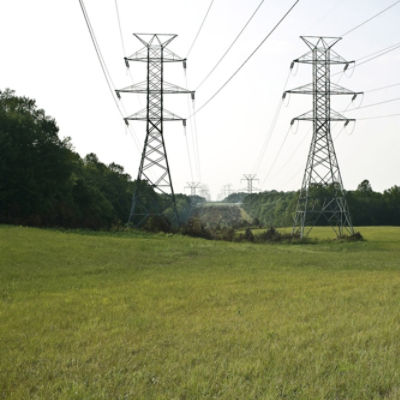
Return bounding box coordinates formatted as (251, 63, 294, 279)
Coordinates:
(0, 89, 75, 225)
(239, 181, 400, 228)
(357, 179, 373, 193)
(0, 89, 195, 230)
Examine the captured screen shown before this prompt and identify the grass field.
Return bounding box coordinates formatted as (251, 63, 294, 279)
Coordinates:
(1, 225, 400, 399)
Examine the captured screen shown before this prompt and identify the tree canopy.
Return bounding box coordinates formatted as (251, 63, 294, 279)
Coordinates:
(0, 89, 196, 229)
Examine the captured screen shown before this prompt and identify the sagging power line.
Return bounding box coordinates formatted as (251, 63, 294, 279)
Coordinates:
(341, 0, 400, 37)
(78, 0, 141, 151)
(78, 0, 123, 122)
(346, 96, 400, 112)
(195, 0, 266, 90)
(186, 0, 215, 57)
(190, 0, 300, 118)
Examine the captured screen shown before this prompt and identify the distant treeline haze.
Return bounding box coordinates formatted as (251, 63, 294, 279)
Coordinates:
(1, 89, 399, 229)
(225, 179, 400, 227)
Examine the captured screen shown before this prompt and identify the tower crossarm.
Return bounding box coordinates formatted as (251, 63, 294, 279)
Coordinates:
(293, 36, 353, 66)
(116, 81, 195, 97)
(125, 108, 186, 122)
(290, 110, 355, 125)
(125, 47, 186, 64)
(293, 50, 354, 66)
(283, 83, 363, 98)
(185, 181, 202, 196)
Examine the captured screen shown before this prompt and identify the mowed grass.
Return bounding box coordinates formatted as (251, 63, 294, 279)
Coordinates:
(1, 226, 400, 399)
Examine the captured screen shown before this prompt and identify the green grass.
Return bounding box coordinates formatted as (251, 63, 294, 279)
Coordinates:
(1, 225, 400, 399)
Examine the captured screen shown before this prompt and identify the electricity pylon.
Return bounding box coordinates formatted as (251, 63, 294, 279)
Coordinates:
(116, 34, 195, 226)
(185, 182, 202, 196)
(283, 36, 362, 238)
(200, 185, 211, 201)
(241, 174, 259, 194)
(222, 184, 233, 199)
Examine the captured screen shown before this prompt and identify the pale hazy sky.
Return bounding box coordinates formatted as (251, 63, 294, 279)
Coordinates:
(1, 0, 399, 199)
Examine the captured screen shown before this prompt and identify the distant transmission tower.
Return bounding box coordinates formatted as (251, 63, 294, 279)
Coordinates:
(222, 184, 233, 199)
(241, 174, 259, 194)
(185, 182, 202, 196)
(200, 185, 211, 201)
(117, 34, 195, 226)
(283, 36, 362, 238)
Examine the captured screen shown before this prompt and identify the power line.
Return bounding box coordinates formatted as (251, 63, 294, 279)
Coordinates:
(114, 0, 126, 56)
(113, 0, 143, 108)
(355, 42, 400, 68)
(272, 121, 349, 187)
(189, 0, 300, 118)
(332, 40, 400, 78)
(186, 0, 215, 58)
(78, 0, 119, 109)
(365, 82, 400, 93)
(78, 0, 140, 151)
(357, 40, 400, 62)
(184, 71, 202, 182)
(253, 101, 283, 173)
(282, 167, 303, 188)
(346, 96, 400, 112)
(191, 100, 203, 182)
(342, 0, 400, 36)
(183, 124, 194, 182)
(262, 125, 292, 184)
(196, 0, 266, 90)
(357, 113, 400, 120)
(282, 129, 346, 189)
(270, 126, 310, 180)
(252, 68, 292, 174)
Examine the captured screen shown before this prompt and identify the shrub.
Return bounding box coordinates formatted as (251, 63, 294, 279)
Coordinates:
(143, 215, 172, 233)
(255, 227, 294, 242)
(244, 228, 255, 242)
(181, 217, 212, 240)
(341, 231, 364, 241)
(213, 227, 235, 241)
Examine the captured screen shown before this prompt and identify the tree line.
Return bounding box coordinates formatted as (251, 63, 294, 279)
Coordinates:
(224, 179, 400, 227)
(0, 89, 199, 230)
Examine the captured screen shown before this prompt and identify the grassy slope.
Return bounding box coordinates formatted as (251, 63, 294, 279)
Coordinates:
(1, 226, 400, 399)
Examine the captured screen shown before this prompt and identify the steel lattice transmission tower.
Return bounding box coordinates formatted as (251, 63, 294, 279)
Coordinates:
(283, 36, 362, 238)
(241, 174, 259, 194)
(117, 33, 195, 226)
(222, 184, 233, 199)
(185, 182, 201, 196)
